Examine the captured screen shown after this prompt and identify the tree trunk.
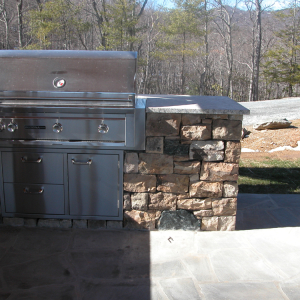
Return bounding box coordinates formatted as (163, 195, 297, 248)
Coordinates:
(16, 0, 23, 48)
(35, 0, 42, 11)
(288, 83, 293, 97)
(91, 0, 107, 49)
(181, 31, 186, 94)
(249, 0, 262, 101)
(0, 0, 10, 49)
(200, 0, 209, 95)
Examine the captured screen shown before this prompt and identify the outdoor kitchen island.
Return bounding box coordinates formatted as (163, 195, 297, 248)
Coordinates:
(0, 94, 249, 231)
(0, 93, 249, 231)
(0, 51, 250, 231)
(123, 95, 250, 231)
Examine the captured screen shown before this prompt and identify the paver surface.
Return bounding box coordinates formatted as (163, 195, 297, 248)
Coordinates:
(0, 193, 300, 299)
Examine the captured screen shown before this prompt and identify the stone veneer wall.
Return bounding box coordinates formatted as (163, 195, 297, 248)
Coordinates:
(123, 112, 243, 231)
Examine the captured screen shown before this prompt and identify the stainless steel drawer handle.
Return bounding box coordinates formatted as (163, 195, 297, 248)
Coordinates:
(21, 157, 42, 163)
(23, 187, 44, 194)
(71, 159, 92, 165)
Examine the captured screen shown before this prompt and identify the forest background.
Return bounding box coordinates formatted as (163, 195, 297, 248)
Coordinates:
(1, 0, 300, 102)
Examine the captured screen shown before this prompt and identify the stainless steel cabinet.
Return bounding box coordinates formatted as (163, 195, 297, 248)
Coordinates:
(0, 148, 123, 220)
(68, 154, 120, 217)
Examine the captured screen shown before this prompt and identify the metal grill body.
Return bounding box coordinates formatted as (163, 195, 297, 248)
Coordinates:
(0, 50, 145, 220)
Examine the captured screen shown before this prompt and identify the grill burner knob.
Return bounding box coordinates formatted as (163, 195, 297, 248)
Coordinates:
(7, 122, 18, 132)
(53, 123, 63, 133)
(98, 124, 109, 134)
(0, 122, 5, 132)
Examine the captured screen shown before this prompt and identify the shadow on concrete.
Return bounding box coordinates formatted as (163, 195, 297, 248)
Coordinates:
(236, 193, 300, 230)
(0, 227, 151, 300)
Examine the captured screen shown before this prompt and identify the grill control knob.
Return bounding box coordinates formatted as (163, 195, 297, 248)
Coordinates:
(98, 124, 109, 134)
(0, 122, 5, 132)
(7, 122, 18, 132)
(53, 123, 63, 133)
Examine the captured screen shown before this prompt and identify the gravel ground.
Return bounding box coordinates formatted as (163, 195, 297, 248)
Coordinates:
(240, 97, 300, 125)
(241, 119, 300, 152)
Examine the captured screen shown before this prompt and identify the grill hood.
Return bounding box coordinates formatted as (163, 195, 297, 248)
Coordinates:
(0, 50, 137, 102)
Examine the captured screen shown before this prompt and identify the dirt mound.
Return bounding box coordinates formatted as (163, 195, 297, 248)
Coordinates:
(241, 119, 300, 161)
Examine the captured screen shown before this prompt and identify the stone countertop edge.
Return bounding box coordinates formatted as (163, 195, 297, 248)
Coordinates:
(137, 94, 250, 115)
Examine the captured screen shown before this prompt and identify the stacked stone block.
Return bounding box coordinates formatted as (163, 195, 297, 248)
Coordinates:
(123, 113, 242, 231)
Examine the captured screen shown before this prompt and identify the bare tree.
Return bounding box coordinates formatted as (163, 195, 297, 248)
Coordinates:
(0, 0, 14, 49)
(245, 0, 262, 101)
(212, 0, 241, 97)
(140, 10, 159, 94)
(16, 0, 23, 48)
(199, 0, 210, 95)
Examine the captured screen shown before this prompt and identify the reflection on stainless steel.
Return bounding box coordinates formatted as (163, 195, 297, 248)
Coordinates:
(0, 50, 137, 94)
(7, 122, 18, 133)
(98, 123, 109, 133)
(21, 156, 42, 163)
(0, 92, 135, 105)
(71, 158, 92, 165)
(23, 187, 44, 194)
(52, 123, 63, 133)
(0, 50, 145, 221)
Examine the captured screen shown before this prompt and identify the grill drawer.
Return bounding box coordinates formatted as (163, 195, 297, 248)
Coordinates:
(2, 152, 64, 184)
(4, 183, 64, 215)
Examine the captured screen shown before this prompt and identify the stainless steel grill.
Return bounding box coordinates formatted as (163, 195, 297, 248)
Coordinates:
(0, 50, 145, 221)
(0, 50, 145, 149)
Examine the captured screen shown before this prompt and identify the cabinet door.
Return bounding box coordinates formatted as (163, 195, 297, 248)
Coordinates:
(68, 153, 121, 218)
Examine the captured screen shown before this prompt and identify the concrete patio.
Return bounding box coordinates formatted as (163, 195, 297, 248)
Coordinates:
(0, 193, 300, 299)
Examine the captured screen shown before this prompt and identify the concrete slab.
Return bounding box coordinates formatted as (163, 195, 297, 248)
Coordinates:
(200, 282, 286, 300)
(209, 248, 280, 281)
(194, 231, 249, 254)
(210, 248, 280, 282)
(0, 194, 300, 299)
(151, 261, 189, 279)
(280, 283, 300, 300)
(237, 193, 300, 229)
(182, 255, 217, 282)
(243, 199, 278, 211)
(270, 194, 300, 208)
(2, 254, 73, 290)
(236, 209, 280, 230)
(283, 273, 300, 284)
(79, 278, 151, 300)
(268, 208, 300, 227)
(237, 193, 273, 209)
(288, 207, 300, 221)
(245, 229, 300, 278)
(70, 250, 125, 279)
(0, 227, 20, 259)
(150, 231, 196, 263)
(4, 285, 76, 300)
(159, 277, 202, 300)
